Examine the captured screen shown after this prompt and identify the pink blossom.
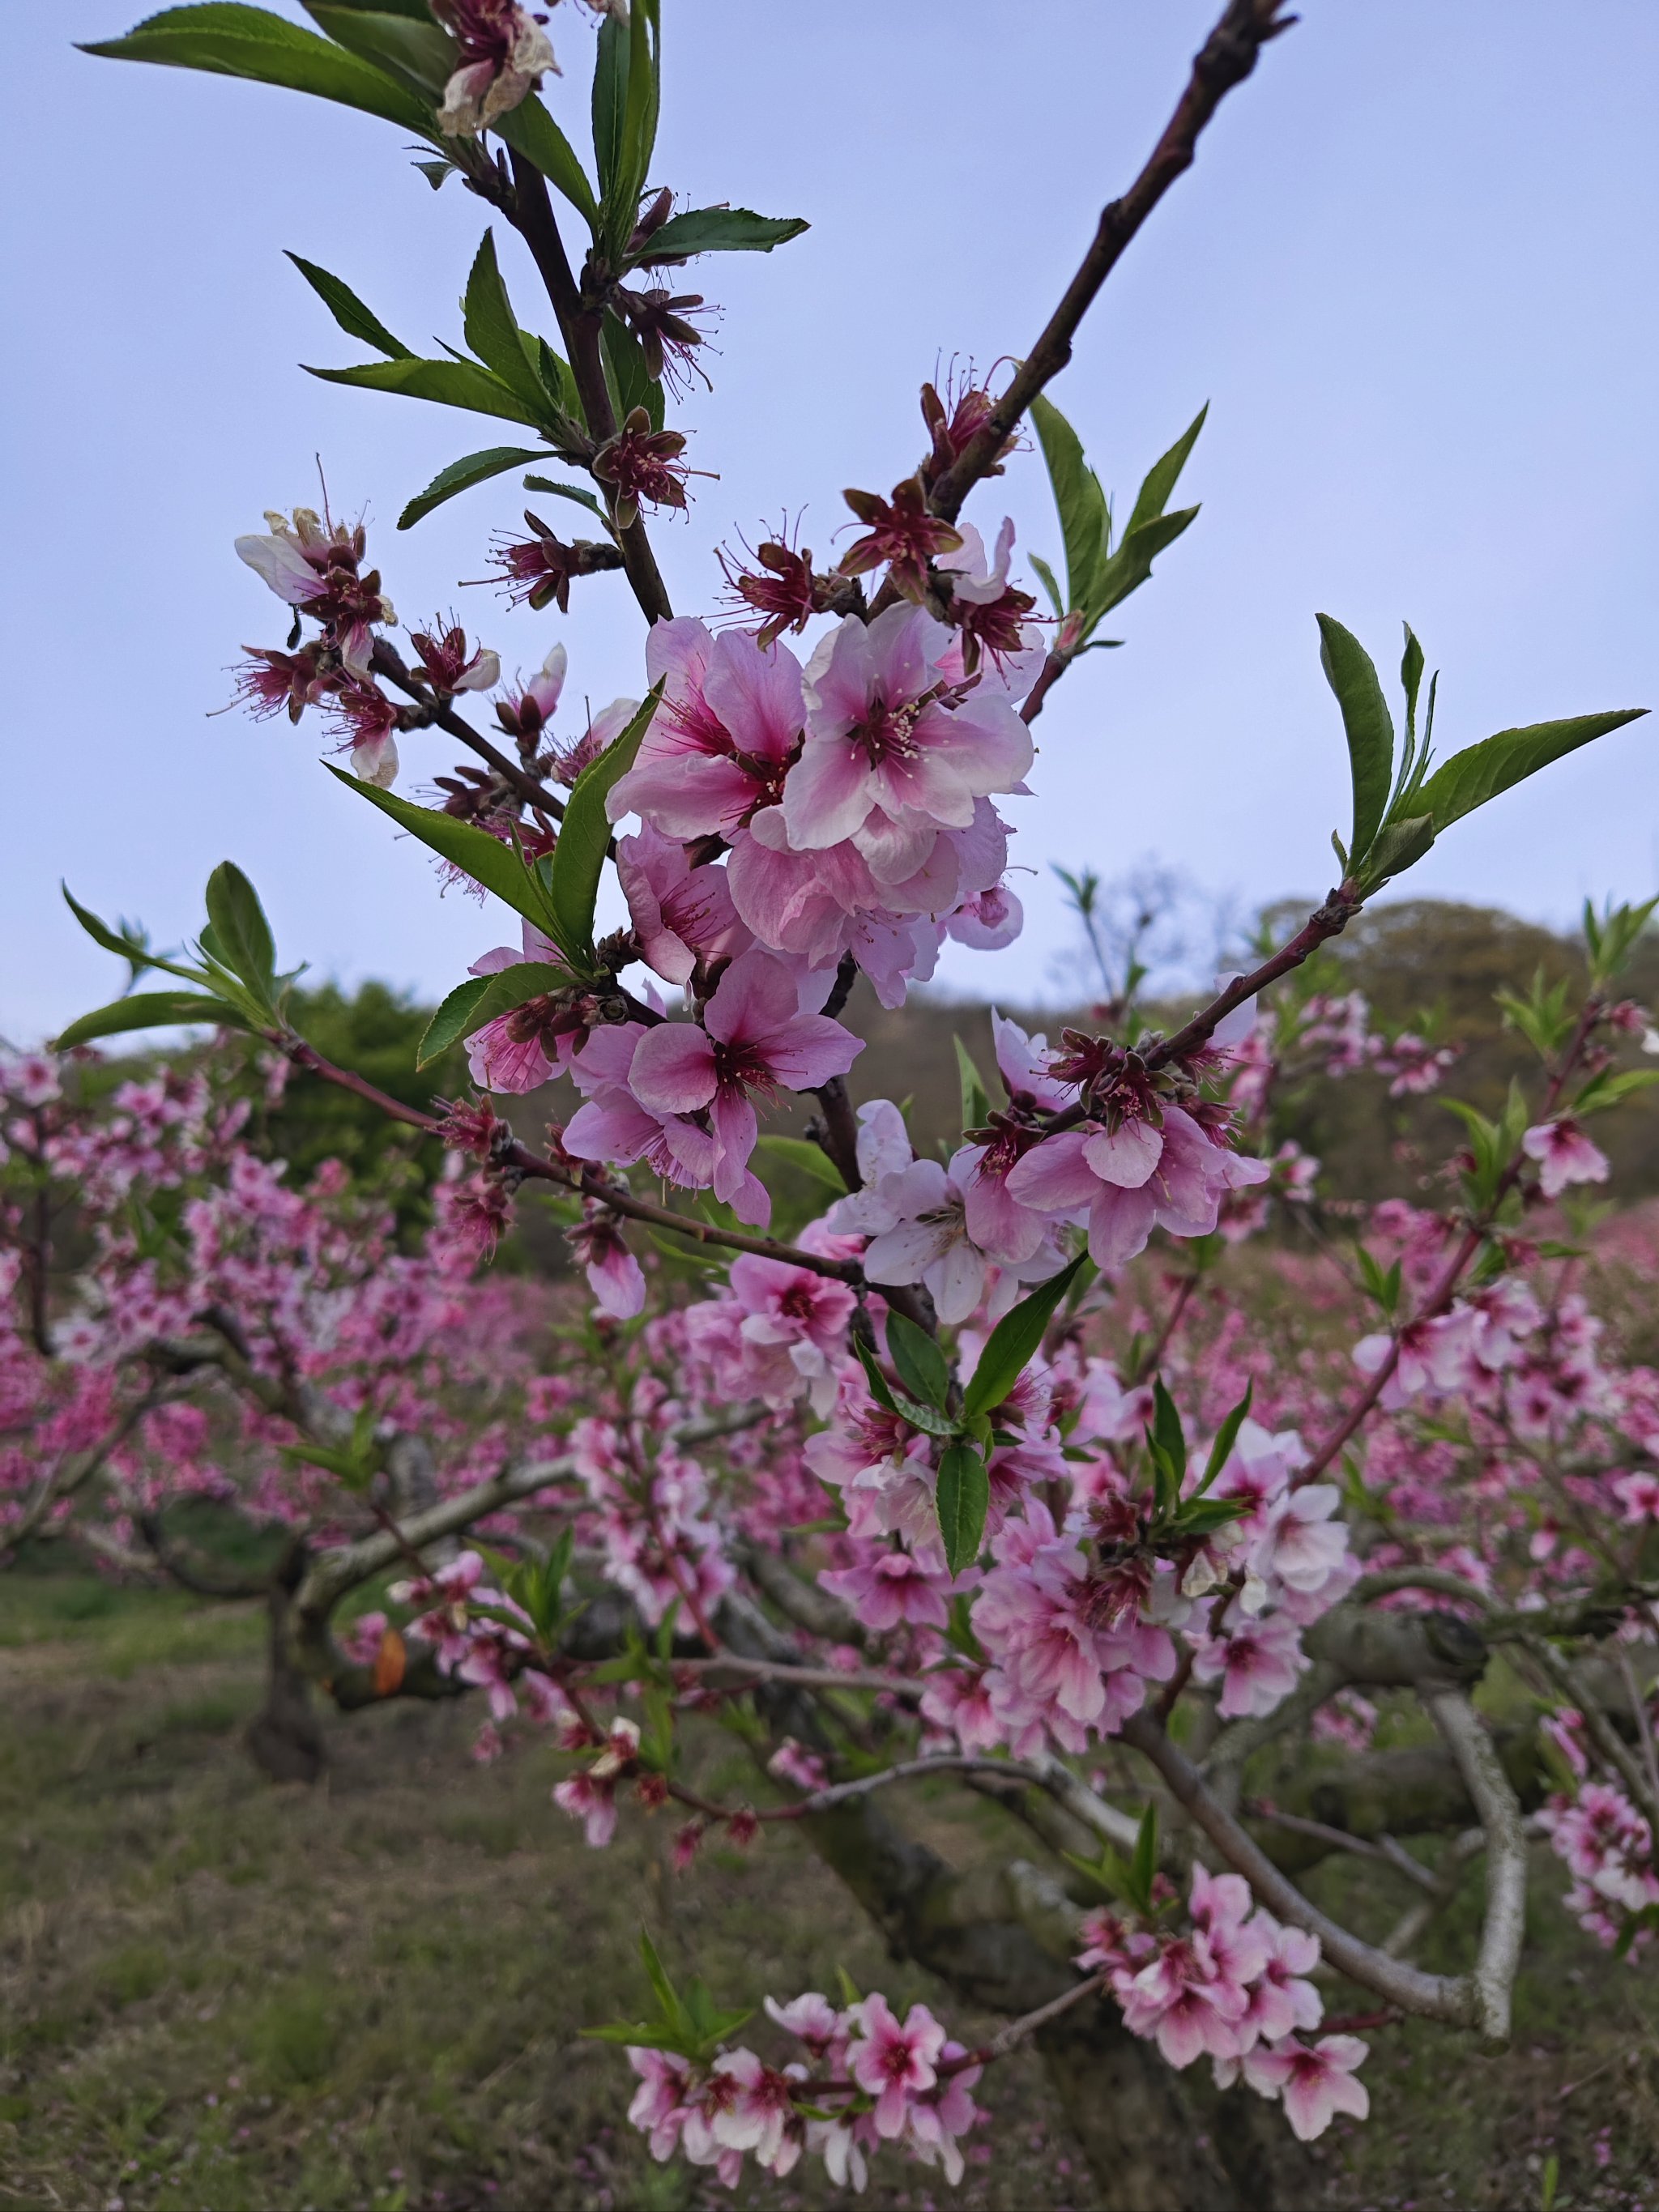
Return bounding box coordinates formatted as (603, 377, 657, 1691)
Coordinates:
(1190, 1605, 1307, 1720)
(464, 922, 579, 1095)
(784, 605, 1032, 873)
(1243, 2034, 1370, 2141)
(566, 1207, 646, 1320)
(846, 1994, 946, 2137)
(608, 619, 803, 841)
(719, 1251, 856, 1415)
(565, 1022, 718, 1191)
(1523, 1118, 1610, 1200)
(820, 1545, 957, 1632)
(617, 825, 749, 985)
(1614, 1469, 1659, 1523)
(627, 952, 862, 1223)
(628, 2047, 693, 2163)
(710, 2048, 803, 2174)
(1005, 1107, 1269, 1269)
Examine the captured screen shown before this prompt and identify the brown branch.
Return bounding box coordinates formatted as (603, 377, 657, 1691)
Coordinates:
(506, 155, 674, 627)
(369, 641, 569, 819)
(924, 0, 1297, 525)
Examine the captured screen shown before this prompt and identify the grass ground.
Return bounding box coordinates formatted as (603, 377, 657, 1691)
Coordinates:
(3, 1567, 1659, 2212)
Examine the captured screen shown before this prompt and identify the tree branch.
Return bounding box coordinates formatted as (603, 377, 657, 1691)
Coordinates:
(924, 0, 1297, 524)
(1121, 1711, 1479, 2026)
(1423, 1689, 1527, 2050)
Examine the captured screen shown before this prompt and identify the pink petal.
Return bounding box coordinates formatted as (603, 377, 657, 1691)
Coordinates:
(629, 1024, 718, 1113)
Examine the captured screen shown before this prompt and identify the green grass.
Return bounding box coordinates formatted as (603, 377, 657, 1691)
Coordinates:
(5, 1566, 1659, 2210)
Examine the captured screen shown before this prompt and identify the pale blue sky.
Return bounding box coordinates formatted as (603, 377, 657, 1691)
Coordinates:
(5, 2, 1657, 1041)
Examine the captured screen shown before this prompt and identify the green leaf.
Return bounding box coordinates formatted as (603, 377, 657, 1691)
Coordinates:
(1030, 393, 1110, 616)
(1028, 552, 1065, 622)
(81, 6, 433, 133)
(962, 1255, 1086, 1419)
(638, 207, 810, 261)
(1200, 1383, 1253, 1493)
(1316, 615, 1396, 867)
(1413, 710, 1648, 834)
(1122, 405, 1207, 541)
(324, 765, 563, 936)
(495, 97, 599, 232)
(203, 861, 275, 998)
(953, 1034, 992, 1133)
(285, 251, 409, 357)
(753, 1135, 847, 1196)
(1129, 1801, 1158, 1912)
(853, 1336, 900, 1417)
(936, 1441, 989, 1575)
(301, 3, 450, 96)
(521, 475, 609, 522)
(886, 1311, 951, 1413)
(55, 991, 246, 1050)
(1149, 1378, 1187, 1486)
(461, 231, 547, 411)
(1355, 812, 1435, 890)
(1090, 504, 1200, 622)
(601, 310, 663, 429)
(304, 354, 548, 430)
(591, 11, 629, 198)
(546, 684, 662, 965)
(398, 445, 548, 531)
(416, 962, 564, 1068)
(62, 885, 155, 969)
(1171, 1495, 1251, 1536)
(638, 1928, 684, 2034)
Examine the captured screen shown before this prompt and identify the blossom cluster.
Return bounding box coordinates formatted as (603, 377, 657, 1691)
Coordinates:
(627, 1991, 980, 2192)
(1079, 1865, 1368, 2142)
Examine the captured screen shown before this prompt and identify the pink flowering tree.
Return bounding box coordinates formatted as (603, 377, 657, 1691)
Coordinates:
(28, 0, 1659, 2199)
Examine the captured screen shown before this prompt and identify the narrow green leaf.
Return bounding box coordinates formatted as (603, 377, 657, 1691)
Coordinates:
(854, 1337, 901, 1417)
(521, 475, 608, 522)
(305, 354, 548, 429)
(546, 684, 662, 964)
(637, 207, 810, 261)
(953, 1034, 992, 1133)
(1129, 1801, 1158, 1910)
(398, 445, 547, 531)
(461, 230, 546, 410)
(55, 991, 246, 1049)
(416, 962, 564, 1068)
(302, 3, 451, 96)
(753, 1135, 848, 1195)
(495, 96, 599, 232)
(1200, 1383, 1253, 1493)
(1030, 393, 1110, 615)
(886, 1311, 951, 1413)
(1028, 552, 1065, 621)
(591, 11, 628, 197)
(638, 1928, 684, 2033)
(62, 886, 153, 968)
(962, 1254, 1086, 1419)
(285, 250, 409, 357)
(1149, 1379, 1187, 1485)
(81, 6, 433, 133)
(1413, 710, 1648, 833)
(1089, 503, 1200, 622)
(936, 1441, 989, 1575)
(1400, 623, 1425, 748)
(324, 765, 561, 936)
(1122, 407, 1207, 539)
(203, 861, 275, 996)
(1355, 812, 1435, 889)
(1316, 614, 1396, 867)
(601, 310, 661, 428)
